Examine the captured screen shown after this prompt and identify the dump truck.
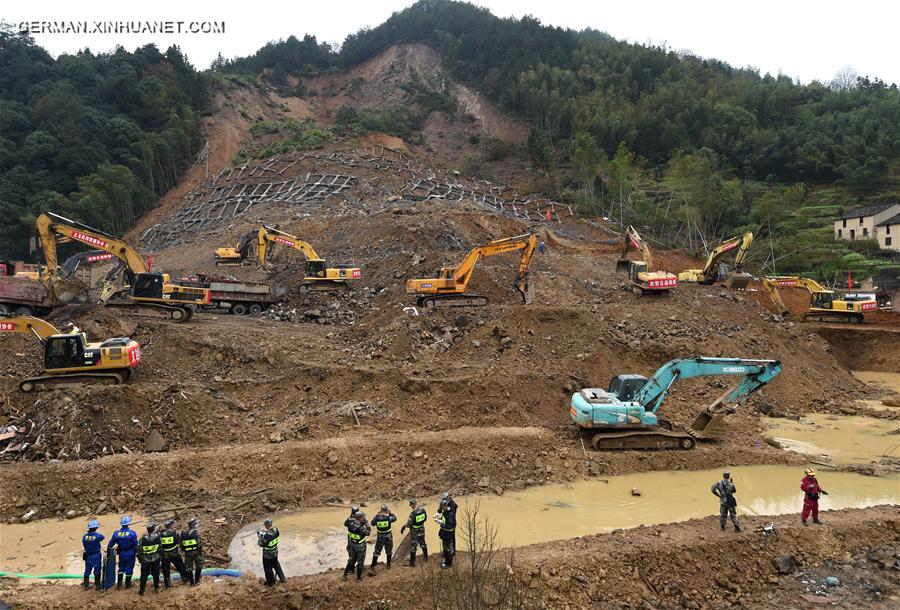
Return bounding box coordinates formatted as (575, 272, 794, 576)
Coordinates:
(0, 274, 86, 316)
(174, 275, 285, 315)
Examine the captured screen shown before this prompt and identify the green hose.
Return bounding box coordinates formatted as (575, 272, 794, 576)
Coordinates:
(0, 571, 82, 579)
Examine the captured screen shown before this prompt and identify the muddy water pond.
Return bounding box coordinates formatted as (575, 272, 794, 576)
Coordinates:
(227, 465, 899, 577)
(0, 514, 148, 579)
(852, 370, 900, 411)
(763, 414, 899, 464)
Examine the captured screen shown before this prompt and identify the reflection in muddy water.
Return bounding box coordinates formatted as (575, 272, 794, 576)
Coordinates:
(764, 414, 899, 464)
(0, 514, 148, 580)
(228, 465, 899, 577)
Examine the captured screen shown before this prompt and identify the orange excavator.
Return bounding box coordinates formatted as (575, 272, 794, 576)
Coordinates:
(406, 233, 538, 307)
(616, 226, 678, 295)
(36, 212, 209, 321)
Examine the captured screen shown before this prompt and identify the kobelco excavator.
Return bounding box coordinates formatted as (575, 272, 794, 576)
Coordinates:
(570, 356, 782, 450)
(616, 226, 678, 295)
(215, 226, 361, 288)
(762, 276, 877, 323)
(678, 232, 753, 289)
(0, 316, 141, 392)
(406, 232, 537, 307)
(36, 212, 210, 321)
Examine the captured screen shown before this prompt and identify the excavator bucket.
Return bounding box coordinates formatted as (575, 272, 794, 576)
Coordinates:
(688, 411, 727, 440)
(615, 258, 630, 273)
(724, 272, 751, 291)
(522, 280, 535, 305)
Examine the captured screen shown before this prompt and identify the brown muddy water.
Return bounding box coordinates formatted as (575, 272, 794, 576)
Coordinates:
(226, 465, 899, 577)
(852, 370, 900, 411)
(0, 514, 147, 579)
(763, 414, 899, 464)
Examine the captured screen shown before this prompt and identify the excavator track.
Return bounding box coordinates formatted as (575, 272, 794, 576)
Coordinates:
(302, 280, 349, 292)
(803, 311, 863, 324)
(417, 294, 489, 308)
(19, 370, 129, 393)
(590, 430, 696, 451)
(104, 302, 193, 322)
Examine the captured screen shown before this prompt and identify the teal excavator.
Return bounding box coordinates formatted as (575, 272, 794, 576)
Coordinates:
(570, 357, 782, 450)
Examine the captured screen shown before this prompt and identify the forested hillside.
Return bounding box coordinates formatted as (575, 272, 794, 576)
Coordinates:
(2, 0, 899, 279)
(0, 24, 209, 258)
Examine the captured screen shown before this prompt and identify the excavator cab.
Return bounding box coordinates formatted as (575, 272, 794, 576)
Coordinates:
(811, 292, 834, 309)
(44, 334, 86, 370)
(608, 374, 648, 403)
(629, 261, 647, 284)
(131, 273, 165, 300)
(305, 260, 327, 279)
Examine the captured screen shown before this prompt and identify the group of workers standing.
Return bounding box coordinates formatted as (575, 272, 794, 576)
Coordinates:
(342, 492, 458, 581)
(80, 515, 203, 595)
(711, 468, 829, 531)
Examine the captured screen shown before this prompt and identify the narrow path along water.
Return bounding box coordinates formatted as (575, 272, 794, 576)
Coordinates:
(226, 465, 900, 577)
(763, 414, 899, 464)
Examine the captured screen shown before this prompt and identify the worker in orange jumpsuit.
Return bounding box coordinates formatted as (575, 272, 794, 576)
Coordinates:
(800, 468, 828, 525)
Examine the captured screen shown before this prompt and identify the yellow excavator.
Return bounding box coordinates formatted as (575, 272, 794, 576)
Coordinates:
(406, 232, 537, 307)
(215, 226, 361, 288)
(0, 316, 141, 392)
(678, 232, 754, 289)
(616, 226, 678, 295)
(762, 276, 877, 323)
(36, 212, 210, 321)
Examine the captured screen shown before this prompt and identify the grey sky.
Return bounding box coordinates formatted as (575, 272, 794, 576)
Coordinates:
(6, 0, 897, 85)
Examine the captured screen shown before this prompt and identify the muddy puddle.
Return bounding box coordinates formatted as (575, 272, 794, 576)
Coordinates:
(852, 370, 900, 411)
(0, 514, 148, 579)
(763, 414, 899, 464)
(227, 465, 899, 577)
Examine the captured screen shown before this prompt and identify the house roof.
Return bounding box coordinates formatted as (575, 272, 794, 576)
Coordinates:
(876, 213, 900, 227)
(839, 202, 900, 220)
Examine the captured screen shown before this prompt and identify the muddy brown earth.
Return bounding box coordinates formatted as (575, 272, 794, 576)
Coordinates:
(2, 46, 900, 608)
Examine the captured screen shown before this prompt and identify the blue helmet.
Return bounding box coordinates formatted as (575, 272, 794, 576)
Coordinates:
(120, 515, 132, 526)
(88, 519, 99, 529)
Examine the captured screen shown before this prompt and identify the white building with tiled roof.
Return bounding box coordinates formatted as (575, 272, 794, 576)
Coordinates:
(834, 202, 900, 245)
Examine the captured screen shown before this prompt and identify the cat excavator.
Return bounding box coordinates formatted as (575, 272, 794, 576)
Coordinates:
(678, 232, 753, 289)
(406, 233, 537, 307)
(36, 212, 210, 321)
(762, 276, 877, 323)
(0, 316, 141, 392)
(215, 226, 361, 288)
(570, 356, 782, 450)
(616, 226, 678, 295)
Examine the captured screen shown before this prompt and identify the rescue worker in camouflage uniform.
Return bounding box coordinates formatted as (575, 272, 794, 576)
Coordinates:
(369, 503, 397, 571)
(343, 511, 370, 581)
(711, 471, 742, 532)
(137, 522, 161, 596)
(179, 517, 203, 585)
(400, 498, 428, 566)
(159, 518, 192, 587)
(258, 518, 286, 587)
(436, 492, 458, 568)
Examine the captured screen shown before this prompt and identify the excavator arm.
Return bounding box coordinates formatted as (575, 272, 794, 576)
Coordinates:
(700, 232, 753, 277)
(256, 226, 321, 266)
(618, 226, 653, 270)
(0, 316, 63, 341)
(37, 212, 149, 281)
(635, 356, 782, 415)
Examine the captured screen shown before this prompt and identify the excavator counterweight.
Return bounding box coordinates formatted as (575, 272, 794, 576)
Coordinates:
(406, 233, 538, 308)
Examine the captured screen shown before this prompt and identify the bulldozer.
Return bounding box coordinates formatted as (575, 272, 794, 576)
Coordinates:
(678, 232, 753, 289)
(616, 226, 677, 295)
(0, 316, 142, 392)
(570, 356, 782, 450)
(406, 233, 537, 307)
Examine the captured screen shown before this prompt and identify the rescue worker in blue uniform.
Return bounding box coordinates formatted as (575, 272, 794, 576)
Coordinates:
(436, 492, 458, 568)
(107, 515, 139, 589)
(82, 519, 105, 590)
(400, 498, 428, 567)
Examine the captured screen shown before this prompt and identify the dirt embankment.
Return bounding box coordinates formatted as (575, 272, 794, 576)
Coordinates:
(1, 508, 896, 609)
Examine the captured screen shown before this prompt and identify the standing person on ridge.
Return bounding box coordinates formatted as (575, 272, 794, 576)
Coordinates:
(800, 468, 828, 525)
(81, 519, 105, 590)
(400, 498, 428, 567)
(107, 515, 138, 589)
(258, 518, 286, 588)
(137, 522, 161, 596)
(369, 503, 397, 572)
(711, 471, 742, 532)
